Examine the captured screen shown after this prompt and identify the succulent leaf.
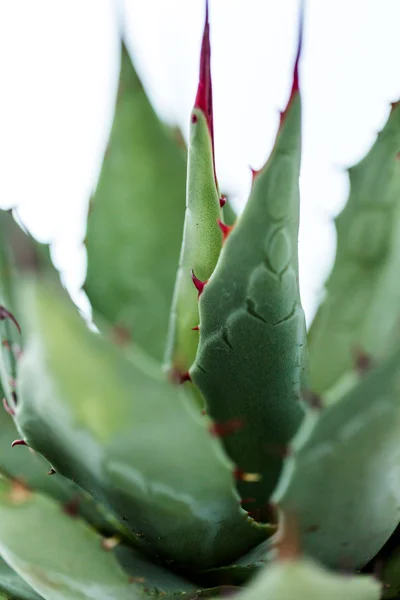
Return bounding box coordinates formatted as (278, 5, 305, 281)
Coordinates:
(273, 344, 400, 569)
(84, 43, 187, 361)
(190, 26, 306, 514)
(164, 3, 222, 379)
(0, 478, 143, 600)
(234, 556, 380, 600)
(308, 101, 400, 393)
(13, 271, 266, 569)
(0, 557, 43, 599)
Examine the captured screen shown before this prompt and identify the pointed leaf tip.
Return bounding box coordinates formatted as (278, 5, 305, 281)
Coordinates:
(279, 2, 303, 128)
(194, 1, 214, 141)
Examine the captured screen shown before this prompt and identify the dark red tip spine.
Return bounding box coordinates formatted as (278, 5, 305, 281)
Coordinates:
(194, 0, 217, 186)
(195, 1, 213, 136)
(279, 2, 303, 129)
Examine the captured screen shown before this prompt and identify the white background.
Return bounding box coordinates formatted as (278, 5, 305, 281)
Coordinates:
(0, 0, 399, 324)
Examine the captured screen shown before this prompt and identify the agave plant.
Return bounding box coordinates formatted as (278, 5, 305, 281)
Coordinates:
(0, 2, 399, 599)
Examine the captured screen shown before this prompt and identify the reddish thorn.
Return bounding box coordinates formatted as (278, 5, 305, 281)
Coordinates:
(240, 497, 257, 505)
(2, 340, 10, 349)
(191, 113, 198, 124)
(63, 495, 81, 517)
(0, 306, 21, 334)
(250, 167, 262, 183)
(192, 325, 200, 331)
(47, 467, 56, 475)
(278, 2, 303, 130)
(11, 439, 28, 448)
(2, 397, 15, 416)
(217, 219, 233, 242)
(353, 347, 373, 375)
(302, 390, 323, 410)
(111, 324, 131, 346)
(179, 371, 192, 384)
(209, 417, 244, 437)
(190, 269, 207, 298)
(219, 196, 226, 208)
(396, 152, 400, 161)
(201, 409, 207, 415)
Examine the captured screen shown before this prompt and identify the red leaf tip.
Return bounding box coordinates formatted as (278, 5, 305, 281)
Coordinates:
(193, 0, 218, 188)
(191, 269, 207, 297)
(279, 2, 303, 129)
(195, 0, 212, 124)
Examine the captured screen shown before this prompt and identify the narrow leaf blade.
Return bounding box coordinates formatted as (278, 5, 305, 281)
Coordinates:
(85, 43, 187, 361)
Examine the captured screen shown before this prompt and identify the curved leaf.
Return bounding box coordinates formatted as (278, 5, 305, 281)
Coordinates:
(85, 43, 186, 361)
(165, 6, 222, 379)
(308, 101, 400, 393)
(15, 277, 266, 570)
(273, 345, 400, 569)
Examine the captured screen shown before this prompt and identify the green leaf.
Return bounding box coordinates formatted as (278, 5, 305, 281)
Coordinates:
(15, 277, 266, 570)
(164, 9, 222, 378)
(273, 344, 400, 569)
(84, 43, 186, 361)
(114, 546, 196, 594)
(234, 556, 380, 600)
(308, 101, 400, 394)
(0, 479, 142, 600)
(191, 52, 306, 514)
(0, 557, 43, 600)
